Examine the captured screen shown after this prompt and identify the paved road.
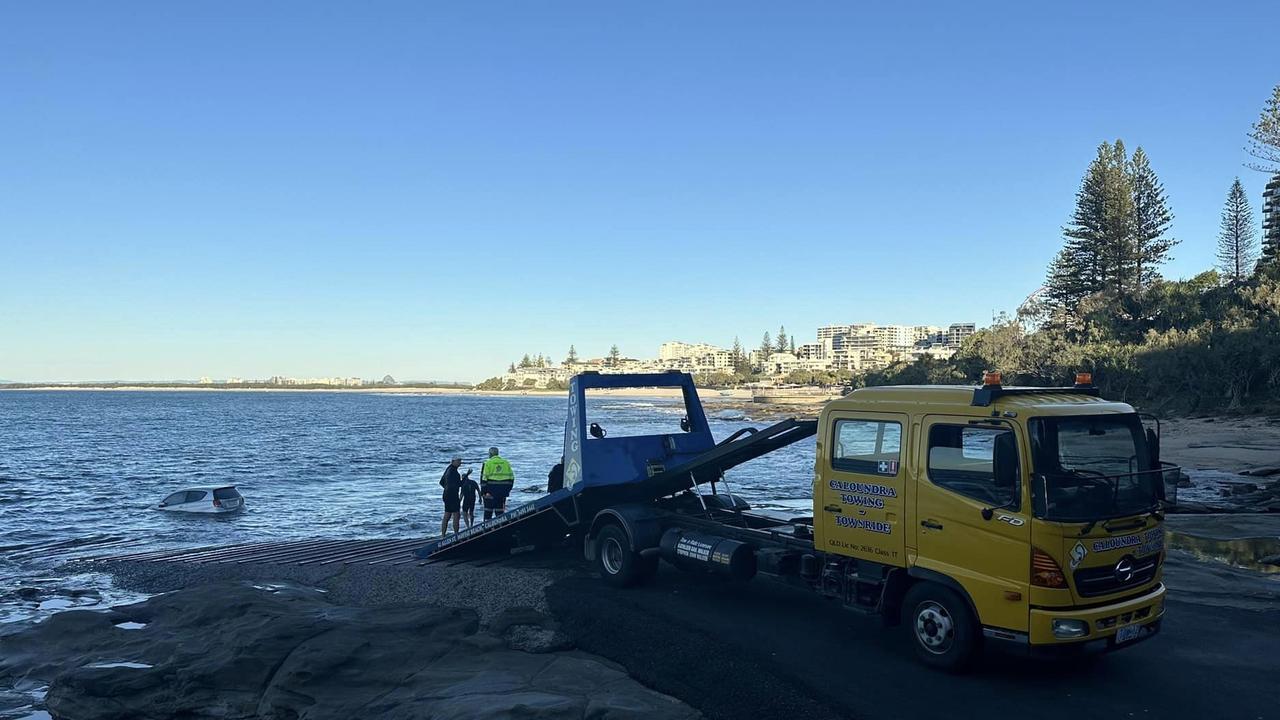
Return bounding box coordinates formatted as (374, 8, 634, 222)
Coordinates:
(546, 553, 1278, 720)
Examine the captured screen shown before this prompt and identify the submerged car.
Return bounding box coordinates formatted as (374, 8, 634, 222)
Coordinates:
(157, 486, 244, 513)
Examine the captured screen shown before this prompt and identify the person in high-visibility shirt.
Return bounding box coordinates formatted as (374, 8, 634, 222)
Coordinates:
(480, 446, 515, 520)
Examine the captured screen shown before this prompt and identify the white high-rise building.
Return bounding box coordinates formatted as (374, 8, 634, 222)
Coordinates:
(816, 325, 852, 343)
(874, 325, 915, 349)
(795, 343, 826, 360)
(659, 341, 723, 361)
(913, 325, 943, 344)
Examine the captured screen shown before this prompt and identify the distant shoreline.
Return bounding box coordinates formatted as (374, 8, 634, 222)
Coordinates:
(0, 385, 752, 400)
(0, 384, 475, 394)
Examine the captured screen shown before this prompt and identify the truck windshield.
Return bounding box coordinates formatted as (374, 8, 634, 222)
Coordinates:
(1028, 414, 1159, 522)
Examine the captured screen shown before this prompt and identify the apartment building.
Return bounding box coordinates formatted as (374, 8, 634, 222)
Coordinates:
(944, 323, 977, 347)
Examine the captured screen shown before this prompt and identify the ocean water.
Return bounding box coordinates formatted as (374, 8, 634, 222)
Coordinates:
(0, 391, 817, 625)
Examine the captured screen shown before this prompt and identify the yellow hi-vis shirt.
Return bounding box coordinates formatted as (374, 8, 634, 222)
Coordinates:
(482, 456, 515, 483)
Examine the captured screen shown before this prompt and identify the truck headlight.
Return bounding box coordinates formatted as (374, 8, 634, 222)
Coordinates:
(1051, 619, 1089, 639)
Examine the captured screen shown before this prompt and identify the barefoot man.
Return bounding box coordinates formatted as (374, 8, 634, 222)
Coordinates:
(439, 457, 464, 535)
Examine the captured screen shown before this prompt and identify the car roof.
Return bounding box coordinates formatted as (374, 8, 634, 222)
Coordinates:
(170, 485, 238, 492)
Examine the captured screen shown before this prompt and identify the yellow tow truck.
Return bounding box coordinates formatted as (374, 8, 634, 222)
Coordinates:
(812, 372, 1171, 668)
(420, 371, 1174, 670)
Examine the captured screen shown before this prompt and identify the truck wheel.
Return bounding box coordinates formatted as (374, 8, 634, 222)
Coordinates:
(901, 582, 978, 672)
(595, 525, 649, 588)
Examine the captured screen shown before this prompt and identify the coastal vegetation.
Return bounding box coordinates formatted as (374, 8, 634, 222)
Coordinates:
(867, 83, 1280, 414)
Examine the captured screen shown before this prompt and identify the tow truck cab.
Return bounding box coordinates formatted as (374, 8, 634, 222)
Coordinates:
(817, 375, 1172, 668)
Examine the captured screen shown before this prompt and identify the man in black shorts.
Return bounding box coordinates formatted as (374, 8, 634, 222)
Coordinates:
(460, 468, 478, 527)
(439, 457, 463, 535)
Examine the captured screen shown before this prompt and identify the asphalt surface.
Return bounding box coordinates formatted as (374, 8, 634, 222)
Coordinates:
(546, 553, 1279, 720)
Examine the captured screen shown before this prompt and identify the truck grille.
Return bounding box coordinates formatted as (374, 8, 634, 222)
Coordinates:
(1073, 554, 1159, 598)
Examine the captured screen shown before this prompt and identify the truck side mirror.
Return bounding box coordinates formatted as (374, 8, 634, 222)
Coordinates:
(992, 432, 1019, 498)
(1145, 427, 1160, 467)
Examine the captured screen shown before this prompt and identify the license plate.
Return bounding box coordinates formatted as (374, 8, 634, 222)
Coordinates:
(1116, 623, 1145, 644)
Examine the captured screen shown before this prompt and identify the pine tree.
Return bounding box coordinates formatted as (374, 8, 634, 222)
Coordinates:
(607, 345, 621, 367)
(775, 326, 788, 354)
(1045, 245, 1091, 312)
(760, 332, 772, 361)
(789, 337, 796, 354)
(1246, 84, 1280, 173)
(1216, 178, 1258, 284)
(519, 354, 532, 368)
(1128, 147, 1176, 291)
(565, 345, 579, 365)
(507, 362, 516, 374)
(731, 336, 744, 369)
(1047, 141, 1137, 311)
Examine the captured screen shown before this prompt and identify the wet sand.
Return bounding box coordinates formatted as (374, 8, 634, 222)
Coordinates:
(1158, 415, 1280, 474)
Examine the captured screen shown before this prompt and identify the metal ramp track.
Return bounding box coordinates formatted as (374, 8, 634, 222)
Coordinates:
(2, 535, 154, 562)
(90, 538, 433, 567)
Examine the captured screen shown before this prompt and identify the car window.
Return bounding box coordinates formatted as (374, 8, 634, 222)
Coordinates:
(161, 491, 188, 506)
(927, 425, 1017, 505)
(832, 419, 901, 476)
(212, 488, 240, 500)
(185, 490, 208, 503)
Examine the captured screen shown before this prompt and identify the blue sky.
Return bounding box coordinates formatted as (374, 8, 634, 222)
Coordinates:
(2, 1, 1277, 382)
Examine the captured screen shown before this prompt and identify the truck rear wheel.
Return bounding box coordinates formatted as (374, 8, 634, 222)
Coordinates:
(595, 525, 654, 588)
(902, 582, 978, 672)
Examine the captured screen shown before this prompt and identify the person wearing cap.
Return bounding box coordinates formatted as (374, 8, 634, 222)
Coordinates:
(480, 446, 515, 520)
(439, 457, 464, 535)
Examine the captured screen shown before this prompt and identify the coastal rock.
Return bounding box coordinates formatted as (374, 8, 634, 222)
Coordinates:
(1242, 466, 1280, 477)
(0, 581, 698, 720)
(490, 607, 574, 654)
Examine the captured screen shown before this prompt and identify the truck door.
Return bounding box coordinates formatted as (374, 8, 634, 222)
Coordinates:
(915, 416, 1031, 633)
(817, 411, 907, 566)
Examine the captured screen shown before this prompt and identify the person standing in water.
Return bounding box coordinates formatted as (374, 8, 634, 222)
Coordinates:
(460, 468, 479, 528)
(480, 447, 515, 521)
(439, 457, 463, 535)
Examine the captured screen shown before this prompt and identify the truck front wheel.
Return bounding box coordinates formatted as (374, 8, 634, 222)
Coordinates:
(595, 525, 655, 588)
(901, 582, 978, 672)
